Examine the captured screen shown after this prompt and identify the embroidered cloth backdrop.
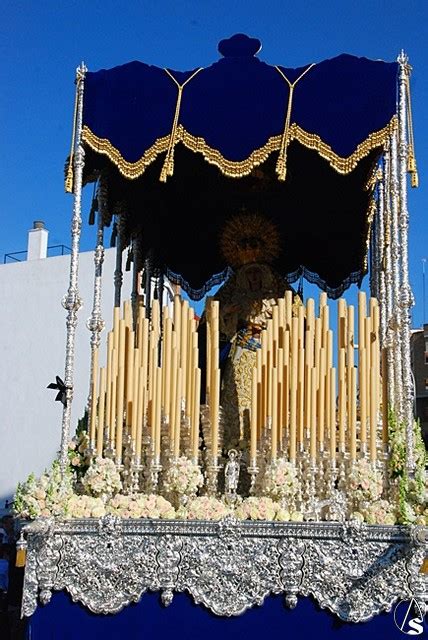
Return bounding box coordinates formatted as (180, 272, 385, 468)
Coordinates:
(78, 34, 399, 299)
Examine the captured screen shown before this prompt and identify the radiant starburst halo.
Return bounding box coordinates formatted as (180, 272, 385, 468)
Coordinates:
(220, 213, 281, 268)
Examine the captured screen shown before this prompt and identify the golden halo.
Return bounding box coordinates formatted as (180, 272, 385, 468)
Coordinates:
(220, 213, 281, 268)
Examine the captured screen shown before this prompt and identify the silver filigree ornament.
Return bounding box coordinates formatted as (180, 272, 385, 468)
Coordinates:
(20, 518, 427, 622)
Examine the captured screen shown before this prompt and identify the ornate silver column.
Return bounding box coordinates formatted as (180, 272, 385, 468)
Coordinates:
(389, 131, 403, 420)
(377, 167, 387, 347)
(383, 146, 395, 407)
(59, 62, 87, 479)
(397, 51, 415, 473)
(86, 176, 107, 445)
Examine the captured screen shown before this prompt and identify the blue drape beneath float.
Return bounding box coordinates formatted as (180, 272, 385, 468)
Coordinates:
(28, 591, 409, 640)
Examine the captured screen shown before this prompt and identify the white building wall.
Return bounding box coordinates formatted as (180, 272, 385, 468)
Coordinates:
(0, 248, 131, 506)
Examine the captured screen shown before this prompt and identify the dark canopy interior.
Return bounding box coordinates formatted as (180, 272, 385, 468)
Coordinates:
(78, 34, 399, 299)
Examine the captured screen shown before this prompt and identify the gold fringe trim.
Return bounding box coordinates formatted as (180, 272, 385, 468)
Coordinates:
(82, 116, 398, 182)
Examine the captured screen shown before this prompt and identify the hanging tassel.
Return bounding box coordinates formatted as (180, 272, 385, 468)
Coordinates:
(404, 68, 419, 188)
(275, 64, 315, 182)
(15, 533, 27, 567)
(110, 222, 117, 247)
(65, 155, 74, 194)
(126, 248, 132, 271)
(160, 68, 203, 182)
(408, 144, 419, 188)
(88, 190, 98, 225)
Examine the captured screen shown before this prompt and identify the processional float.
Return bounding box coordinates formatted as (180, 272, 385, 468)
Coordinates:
(17, 34, 426, 624)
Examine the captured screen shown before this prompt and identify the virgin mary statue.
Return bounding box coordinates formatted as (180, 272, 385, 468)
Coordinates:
(211, 213, 300, 450)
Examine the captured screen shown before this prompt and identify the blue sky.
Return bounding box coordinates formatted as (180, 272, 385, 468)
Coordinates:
(1, 0, 427, 324)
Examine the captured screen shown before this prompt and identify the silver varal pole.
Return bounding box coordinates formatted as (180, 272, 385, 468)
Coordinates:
(59, 62, 87, 479)
(397, 51, 415, 473)
(86, 176, 107, 448)
(384, 145, 395, 408)
(390, 131, 403, 420)
(377, 166, 387, 348)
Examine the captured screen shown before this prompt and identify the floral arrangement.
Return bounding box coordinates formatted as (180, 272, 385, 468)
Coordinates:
(107, 494, 175, 519)
(235, 497, 277, 521)
(351, 499, 397, 525)
(14, 461, 73, 519)
(82, 457, 122, 499)
(68, 430, 90, 478)
(348, 459, 383, 502)
(163, 456, 204, 496)
(263, 459, 299, 501)
(177, 497, 232, 521)
(66, 495, 106, 518)
(388, 409, 427, 524)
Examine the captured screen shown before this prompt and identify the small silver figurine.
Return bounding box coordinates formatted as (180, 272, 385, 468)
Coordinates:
(224, 449, 240, 503)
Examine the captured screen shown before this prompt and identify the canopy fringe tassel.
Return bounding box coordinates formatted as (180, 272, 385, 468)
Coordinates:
(275, 64, 315, 181)
(403, 62, 418, 188)
(160, 67, 203, 183)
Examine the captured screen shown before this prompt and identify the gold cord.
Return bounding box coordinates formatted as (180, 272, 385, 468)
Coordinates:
(404, 68, 418, 188)
(65, 74, 83, 193)
(160, 67, 203, 182)
(274, 64, 316, 180)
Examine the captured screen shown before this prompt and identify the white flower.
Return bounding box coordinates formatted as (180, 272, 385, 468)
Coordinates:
(180, 497, 232, 521)
(235, 497, 277, 521)
(163, 457, 204, 496)
(82, 457, 122, 498)
(106, 494, 175, 519)
(263, 459, 299, 501)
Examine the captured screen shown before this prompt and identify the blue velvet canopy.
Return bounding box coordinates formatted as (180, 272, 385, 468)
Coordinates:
(77, 34, 400, 299)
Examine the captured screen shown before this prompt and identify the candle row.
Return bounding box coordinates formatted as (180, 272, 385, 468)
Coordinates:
(89, 296, 201, 463)
(249, 291, 385, 463)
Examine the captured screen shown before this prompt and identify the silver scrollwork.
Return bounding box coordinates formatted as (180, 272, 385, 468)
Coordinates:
(21, 518, 427, 622)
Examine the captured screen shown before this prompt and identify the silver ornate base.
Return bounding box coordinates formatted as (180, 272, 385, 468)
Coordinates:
(21, 517, 427, 622)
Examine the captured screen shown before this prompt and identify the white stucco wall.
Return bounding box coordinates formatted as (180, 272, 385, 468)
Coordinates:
(0, 248, 131, 507)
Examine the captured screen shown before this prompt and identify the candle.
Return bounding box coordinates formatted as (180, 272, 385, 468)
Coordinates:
(97, 367, 106, 456)
(285, 290, 292, 330)
(250, 368, 258, 462)
(192, 368, 201, 461)
(317, 348, 325, 448)
(271, 367, 278, 460)
(135, 369, 145, 461)
(116, 365, 125, 463)
(329, 367, 336, 460)
(105, 332, 114, 436)
(155, 367, 162, 461)
(290, 317, 298, 461)
(350, 366, 357, 460)
(211, 368, 220, 459)
(109, 348, 118, 443)
(163, 318, 173, 420)
(113, 306, 120, 353)
(359, 349, 367, 445)
(338, 348, 346, 447)
(381, 348, 389, 444)
(310, 367, 317, 461)
(277, 348, 284, 447)
(306, 297, 315, 333)
(89, 347, 99, 446)
(151, 299, 160, 336)
(131, 354, 139, 442)
(174, 368, 182, 459)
